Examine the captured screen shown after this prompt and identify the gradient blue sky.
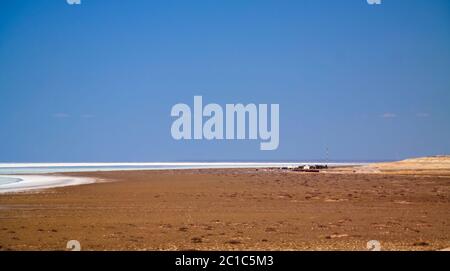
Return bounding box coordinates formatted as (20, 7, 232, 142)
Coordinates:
(0, 0, 449, 162)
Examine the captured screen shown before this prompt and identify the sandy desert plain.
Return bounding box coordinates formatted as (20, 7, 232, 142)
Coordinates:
(0, 156, 449, 251)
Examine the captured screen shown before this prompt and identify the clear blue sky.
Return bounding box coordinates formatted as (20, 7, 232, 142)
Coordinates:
(0, 0, 449, 162)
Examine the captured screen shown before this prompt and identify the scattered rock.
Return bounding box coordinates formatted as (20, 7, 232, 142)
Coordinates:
(191, 237, 202, 243)
(325, 234, 349, 239)
(226, 240, 241, 245)
(413, 242, 429, 246)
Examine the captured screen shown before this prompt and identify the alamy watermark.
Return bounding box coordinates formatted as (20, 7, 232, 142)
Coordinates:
(66, 240, 81, 251)
(67, 0, 81, 4)
(367, 240, 381, 251)
(367, 0, 382, 5)
(65, 239, 382, 251)
(170, 96, 279, 151)
(66, 0, 380, 6)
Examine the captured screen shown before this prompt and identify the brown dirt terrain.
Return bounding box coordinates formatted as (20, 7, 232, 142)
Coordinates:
(0, 164, 449, 251)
